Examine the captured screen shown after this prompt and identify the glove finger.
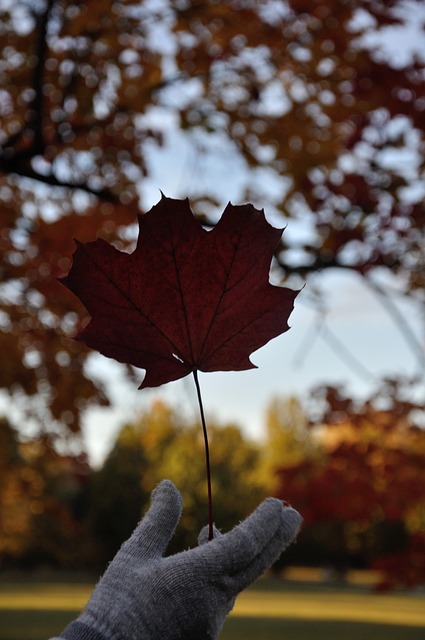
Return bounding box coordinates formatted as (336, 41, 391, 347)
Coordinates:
(122, 479, 183, 562)
(198, 498, 301, 585)
(198, 524, 222, 546)
(229, 505, 301, 592)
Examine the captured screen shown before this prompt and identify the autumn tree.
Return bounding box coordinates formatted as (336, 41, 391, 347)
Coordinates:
(0, 417, 93, 568)
(0, 418, 37, 565)
(89, 425, 149, 565)
(1, 0, 424, 437)
(257, 395, 316, 492)
(274, 380, 425, 586)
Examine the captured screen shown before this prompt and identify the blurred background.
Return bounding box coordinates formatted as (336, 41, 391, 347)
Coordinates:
(0, 0, 425, 596)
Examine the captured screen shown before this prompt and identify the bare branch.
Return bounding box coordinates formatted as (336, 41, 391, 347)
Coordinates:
(365, 276, 425, 374)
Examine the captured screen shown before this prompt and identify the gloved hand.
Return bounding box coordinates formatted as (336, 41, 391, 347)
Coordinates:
(54, 479, 301, 640)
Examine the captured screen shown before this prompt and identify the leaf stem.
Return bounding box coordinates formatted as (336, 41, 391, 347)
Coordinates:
(192, 369, 214, 541)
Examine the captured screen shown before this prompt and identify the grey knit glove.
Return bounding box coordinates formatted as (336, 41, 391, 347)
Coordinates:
(54, 479, 301, 640)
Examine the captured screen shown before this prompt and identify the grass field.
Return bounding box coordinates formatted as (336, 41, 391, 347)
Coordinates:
(1, 576, 424, 640)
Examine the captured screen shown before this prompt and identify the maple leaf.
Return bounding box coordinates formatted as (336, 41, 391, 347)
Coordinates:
(60, 195, 298, 388)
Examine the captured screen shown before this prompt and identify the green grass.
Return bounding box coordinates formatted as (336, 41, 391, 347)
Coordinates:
(1, 578, 424, 640)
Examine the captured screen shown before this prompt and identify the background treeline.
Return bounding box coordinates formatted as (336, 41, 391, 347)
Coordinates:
(1, 379, 424, 591)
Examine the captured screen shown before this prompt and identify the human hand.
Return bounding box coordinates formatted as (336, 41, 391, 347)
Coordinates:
(55, 480, 301, 640)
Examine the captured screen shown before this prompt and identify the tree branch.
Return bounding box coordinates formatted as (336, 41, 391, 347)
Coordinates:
(364, 276, 425, 373)
(0, 0, 55, 157)
(31, 0, 56, 153)
(1, 160, 119, 202)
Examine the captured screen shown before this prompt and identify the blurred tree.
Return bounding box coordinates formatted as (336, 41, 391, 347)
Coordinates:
(257, 395, 317, 492)
(89, 425, 149, 565)
(23, 436, 95, 568)
(373, 532, 425, 591)
(0, 416, 93, 568)
(0, 417, 38, 564)
(89, 399, 266, 558)
(0, 0, 424, 437)
(275, 379, 425, 586)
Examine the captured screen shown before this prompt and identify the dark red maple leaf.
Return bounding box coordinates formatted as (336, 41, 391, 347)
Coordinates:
(61, 195, 298, 389)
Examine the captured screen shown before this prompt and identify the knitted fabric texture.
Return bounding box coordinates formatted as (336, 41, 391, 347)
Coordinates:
(51, 479, 302, 640)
